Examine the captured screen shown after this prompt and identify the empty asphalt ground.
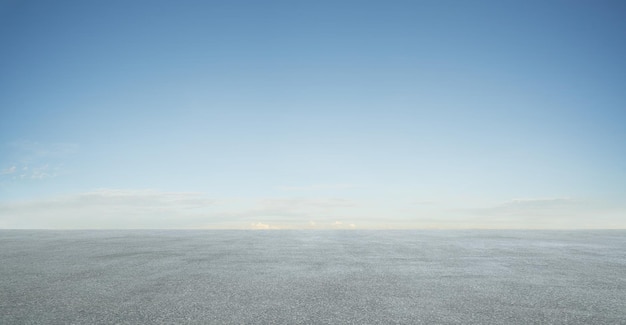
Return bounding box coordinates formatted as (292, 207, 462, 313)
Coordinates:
(1, 230, 625, 324)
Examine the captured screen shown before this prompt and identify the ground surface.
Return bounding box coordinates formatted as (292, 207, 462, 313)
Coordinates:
(1, 230, 625, 324)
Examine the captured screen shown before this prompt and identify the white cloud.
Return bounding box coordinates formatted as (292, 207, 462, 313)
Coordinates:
(327, 221, 358, 229)
(216, 198, 356, 220)
(194, 197, 361, 229)
(414, 200, 437, 205)
(480, 197, 579, 217)
(277, 183, 356, 191)
(1, 140, 78, 181)
(0, 166, 16, 175)
(257, 198, 354, 210)
(224, 198, 357, 223)
(4, 191, 619, 229)
(250, 222, 280, 230)
(502, 197, 574, 208)
(0, 191, 366, 229)
(30, 164, 55, 179)
(0, 189, 216, 229)
(84, 189, 215, 206)
(462, 197, 626, 229)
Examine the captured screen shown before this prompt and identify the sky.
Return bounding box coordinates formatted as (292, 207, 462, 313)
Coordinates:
(1, 0, 625, 229)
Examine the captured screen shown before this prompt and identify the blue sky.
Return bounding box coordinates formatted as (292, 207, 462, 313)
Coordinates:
(1, 0, 625, 229)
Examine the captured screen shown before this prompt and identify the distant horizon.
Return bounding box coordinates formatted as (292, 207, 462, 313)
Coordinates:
(5, 226, 626, 230)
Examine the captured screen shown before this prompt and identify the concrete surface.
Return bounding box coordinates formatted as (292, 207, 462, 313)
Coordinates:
(1, 230, 625, 324)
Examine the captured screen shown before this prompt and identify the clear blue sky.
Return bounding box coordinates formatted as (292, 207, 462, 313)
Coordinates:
(1, 0, 625, 229)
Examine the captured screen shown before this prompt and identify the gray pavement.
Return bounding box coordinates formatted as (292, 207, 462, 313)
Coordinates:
(1, 230, 625, 324)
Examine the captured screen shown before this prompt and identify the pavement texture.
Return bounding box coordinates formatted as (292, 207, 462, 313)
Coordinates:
(1, 230, 625, 324)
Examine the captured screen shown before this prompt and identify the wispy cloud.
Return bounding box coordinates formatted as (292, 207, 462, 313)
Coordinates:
(82, 189, 216, 206)
(231, 198, 356, 220)
(3, 191, 622, 229)
(276, 183, 356, 191)
(330, 221, 357, 229)
(257, 198, 355, 210)
(500, 197, 575, 208)
(249, 222, 280, 230)
(248, 220, 357, 230)
(0, 164, 60, 180)
(478, 197, 578, 216)
(414, 200, 437, 205)
(29, 164, 56, 179)
(0, 166, 16, 175)
(1, 140, 78, 181)
(202, 197, 360, 229)
(461, 197, 625, 229)
(0, 190, 364, 229)
(0, 189, 216, 229)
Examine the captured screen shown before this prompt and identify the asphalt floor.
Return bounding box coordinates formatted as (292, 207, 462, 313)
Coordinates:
(1, 230, 625, 324)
